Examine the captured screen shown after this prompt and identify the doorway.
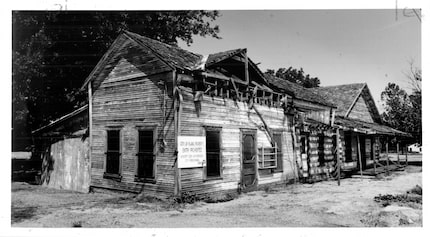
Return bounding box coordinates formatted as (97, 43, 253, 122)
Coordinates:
(241, 129, 257, 192)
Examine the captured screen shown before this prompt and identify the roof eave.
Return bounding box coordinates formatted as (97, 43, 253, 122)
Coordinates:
(32, 105, 89, 135)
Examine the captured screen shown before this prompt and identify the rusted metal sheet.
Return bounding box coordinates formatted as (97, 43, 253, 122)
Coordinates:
(41, 137, 90, 193)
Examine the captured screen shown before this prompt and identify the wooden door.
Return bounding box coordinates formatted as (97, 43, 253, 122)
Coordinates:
(241, 130, 257, 191)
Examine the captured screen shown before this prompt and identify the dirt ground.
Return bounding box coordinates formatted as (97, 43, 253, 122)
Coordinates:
(11, 165, 422, 228)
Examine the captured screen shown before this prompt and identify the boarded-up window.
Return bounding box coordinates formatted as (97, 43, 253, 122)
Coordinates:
(345, 132, 353, 162)
(273, 133, 283, 172)
(106, 130, 120, 175)
(318, 133, 325, 165)
(137, 130, 154, 179)
(206, 129, 221, 178)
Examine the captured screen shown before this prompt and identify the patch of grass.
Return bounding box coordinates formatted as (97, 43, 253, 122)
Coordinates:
(374, 185, 422, 208)
(11, 206, 38, 223)
(204, 193, 237, 203)
(374, 194, 422, 206)
(173, 192, 200, 204)
(72, 221, 82, 227)
(135, 195, 164, 203)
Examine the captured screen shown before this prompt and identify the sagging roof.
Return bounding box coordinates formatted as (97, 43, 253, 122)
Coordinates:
(265, 74, 336, 107)
(206, 48, 246, 67)
(82, 31, 271, 90)
(336, 117, 411, 137)
(125, 31, 202, 70)
(32, 105, 88, 135)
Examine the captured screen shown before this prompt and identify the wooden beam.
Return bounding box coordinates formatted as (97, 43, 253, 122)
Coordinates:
(330, 108, 335, 127)
(251, 105, 275, 147)
(397, 141, 400, 165)
(345, 84, 366, 118)
(201, 71, 247, 85)
(244, 51, 249, 85)
(230, 77, 240, 100)
(405, 143, 408, 166)
(177, 90, 183, 196)
(173, 71, 182, 197)
(336, 128, 341, 186)
(231, 55, 246, 63)
(251, 81, 274, 95)
(201, 71, 229, 81)
(372, 137, 377, 175)
(88, 83, 93, 178)
(385, 138, 389, 175)
(357, 135, 363, 178)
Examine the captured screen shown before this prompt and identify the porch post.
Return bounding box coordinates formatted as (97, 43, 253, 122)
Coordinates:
(357, 134, 363, 178)
(396, 140, 400, 166)
(336, 128, 341, 186)
(173, 70, 182, 197)
(405, 143, 409, 166)
(385, 138, 389, 175)
(372, 136, 376, 175)
(88, 82, 93, 179)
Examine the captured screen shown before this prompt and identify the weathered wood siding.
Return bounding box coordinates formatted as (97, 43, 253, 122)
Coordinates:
(91, 48, 175, 197)
(295, 100, 333, 125)
(41, 136, 90, 193)
(178, 90, 296, 197)
(296, 128, 337, 182)
(90, 34, 172, 91)
(348, 95, 374, 123)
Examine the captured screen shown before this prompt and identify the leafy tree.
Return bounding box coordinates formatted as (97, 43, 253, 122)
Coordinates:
(265, 67, 320, 88)
(12, 11, 221, 151)
(381, 82, 421, 144)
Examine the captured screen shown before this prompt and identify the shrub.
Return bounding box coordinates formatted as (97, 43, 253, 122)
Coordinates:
(173, 191, 199, 204)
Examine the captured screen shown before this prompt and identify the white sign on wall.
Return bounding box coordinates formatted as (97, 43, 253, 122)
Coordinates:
(178, 136, 206, 168)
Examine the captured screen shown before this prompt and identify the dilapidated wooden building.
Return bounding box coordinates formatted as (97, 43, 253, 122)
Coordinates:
(311, 84, 410, 174)
(78, 30, 323, 198)
(32, 30, 409, 197)
(32, 105, 90, 192)
(266, 75, 338, 182)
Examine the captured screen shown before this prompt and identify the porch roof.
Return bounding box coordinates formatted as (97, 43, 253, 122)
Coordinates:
(335, 117, 411, 137)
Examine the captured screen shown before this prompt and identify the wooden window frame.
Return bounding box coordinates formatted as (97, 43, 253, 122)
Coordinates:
(257, 132, 283, 174)
(103, 128, 122, 181)
(273, 131, 283, 173)
(345, 132, 353, 162)
(204, 126, 222, 180)
(135, 125, 157, 183)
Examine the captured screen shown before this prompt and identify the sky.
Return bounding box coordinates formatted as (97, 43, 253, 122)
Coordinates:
(178, 10, 421, 113)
